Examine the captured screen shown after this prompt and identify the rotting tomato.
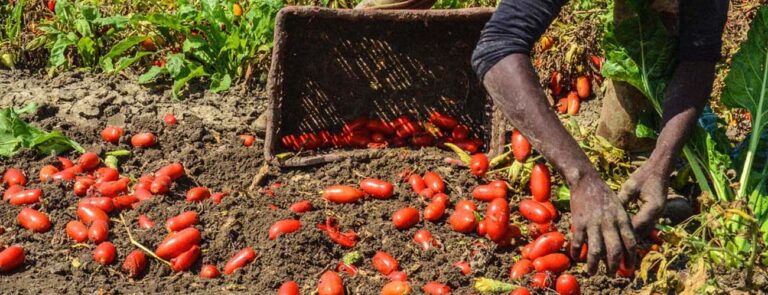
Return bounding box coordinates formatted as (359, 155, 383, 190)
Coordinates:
(269, 219, 301, 240)
(277, 280, 300, 295)
(154, 228, 201, 260)
(391, 207, 419, 230)
(449, 209, 477, 233)
(200, 264, 221, 279)
(316, 218, 357, 248)
(528, 232, 565, 260)
(18, 207, 51, 233)
(469, 153, 489, 177)
(0, 246, 24, 273)
(100, 126, 124, 144)
(317, 271, 344, 295)
(530, 163, 551, 202)
(93, 242, 116, 265)
(223, 247, 256, 275)
(453, 261, 470, 276)
(359, 178, 394, 199)
(77, 204, 108, 224)
(73, 176, 95, 196)
(472, 184, 506, 202)
(171, 245, 200, 272)
(165, 211, 198, 232)
(422, 171, 445, 193)
(322, 185, 365, 203)
(65, 221, 88, 243)
(509, 258, 534, 280)
(122, 250, 147, 278)
(533, 253, 570, 273)
(422, 281, 451, 295)
(138, 215, 154, 229)
(413, 229, 436, 251)
(39, 165, 59, 182)
(88, 219, 109, 244)
(530, 272, 554, 289)
(185, 187, 211, 203)
(3, 168, 25, 187)
(211, 192, 228, 204)
(372, 251, 399, 275)
(8, 189, 41, 205)
(511, 129, 532, 162)
(528, 222, 556, 239)
(408, 174, 426, 193)
(381, 281, 411, 295)
(550, 71, 563, 96)
(555, 274, 580, 295)
(131, 132, 156, 148)
(567, 241, 588, 262)
(289, 200, 313, 213)
(519, 199, 553, 224)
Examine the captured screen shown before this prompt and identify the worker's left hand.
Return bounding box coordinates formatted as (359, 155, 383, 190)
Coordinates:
(618, 164, 668, 234)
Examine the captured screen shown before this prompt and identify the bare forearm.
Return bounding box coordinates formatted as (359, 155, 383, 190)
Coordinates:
(483, 54, 599, 187)
(648, 61, 716, 176)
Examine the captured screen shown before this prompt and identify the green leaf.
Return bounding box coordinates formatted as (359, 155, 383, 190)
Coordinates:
(105, 155, 119, 170)
(74, 19, 92, 37)
(106, 149, 131, 156)
(138, 66, 165, 84)
(101, 35, 147, 61)
(4, 0, 24, 40)
(172, 65, 206, 98)
(93, 15, 130, 29)
(0, 104, 83, 157)
(76, 36, 96, 67)
(721, 6, 768, 198)
(635, 120, 657, 139)
(112, 51, 152, 73)
(209, 72, 231, 93)
(49, 36, 74, 68)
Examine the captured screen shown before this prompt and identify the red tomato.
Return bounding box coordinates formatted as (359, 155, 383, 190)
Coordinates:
(138, 215, 155, 229)
(0, 246, 25, 272)
(164, 113, 177, 125)
(557, 98, 569, 114)
(343, 116, 369, 133)
(418, 188, 435, 199)
(76, 152, 100, 171)
(370, 132, 386, 143)
(528, 222, 556, 239)
(452, 124, 470, 140)
(533, 253, 570, 273)
(18, 207, 51, 232)
(200, 264, 221, 279)
(366, 119, 395, 135)
(223, 247, 256, 275)
(122, 250, 147, 278)
(211, 192, 228, 204)
(372, 251, 400, 275)
(471, 185, 506, 201)
(429, 111, 458, 129)
(511, 129, 532, 162)
(289, 200, 313, 213)
(576, 76, 590, 98)
(556, 274, 580, 295)
(395, 121, 422, 138)
(413, 229, 435, 251)
(388, 271, 408, 282)
(239, 134, 255, 147)
(113, 195, 139, 210)
(51, 166, 80, 182)
(322, 185, 365, 203)
(549, 71, 563, 96)
(411, 133, 436, 147)
(449, 209, 477, 233)
(78, 197, 115, 213)
(317, 271, 344, 295)
(432, 193, 449, 206)
(392, 207, 420, 230)
(476, 219, 487, 236)
(485, 198, 510, 242)
(58, 156, 74, 169)
(131, 132, 156, 148)
(381, 281, 411, 295)
(449, 138, 481, 153)
(422, 281, 451, 295)
(134, 175, 154, 191)
(530, 163, 551, 202)
(2, 185, 22, 201)
(490, 179, 509, 189)
(171, 245, 200, 272)
(155, 163, 184, 180)
(469, 153, 489, 177)
(77, 204, 108, 225)
(185, 187, 211, 202)
(511, 288, 531, 295)
(423, 201, 446, 222)
(150, 174, 172, 194)
(530, 272, 554, 289)
(96, 178, 130, 197)
(528, 232, 566, 260)
(509, 258, 534, 280)
(616, 256, 635, 278)
(277, 281, 300, 295)
(453, 261, 470, 276)
(88, 219, 109, 243)
(100, 126, 124, 144)
(408, 175, 426, 193)
(39, 165, 59, 182)
(566, 241, 588, 262)
(649, 229, 663, 245)
(567, 92, 580, 115)
(165, 211, 198, 232)
(73, 176, 95, 196)
(46, 0, 56, 12)
(455, 200, 477, 212)
(422, 171, 445, 193)
(3, 168, 26, 187)
(154, 228, 201, 260)
(521, 244, 532, 259)
(269, 219, 301, 240)
(93, 242, 116, 265)
(8, 189, 41, 205)
(66, 220, 88, 243)
(359, 178, 394, 199)
(519, 199, 553, 224)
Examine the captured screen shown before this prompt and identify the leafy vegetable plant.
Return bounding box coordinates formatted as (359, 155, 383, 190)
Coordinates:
(0, 103, 84, 157)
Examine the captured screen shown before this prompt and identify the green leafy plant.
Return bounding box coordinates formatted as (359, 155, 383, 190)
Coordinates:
(0, 0, 25, 69)
(0, 103, 84, 157)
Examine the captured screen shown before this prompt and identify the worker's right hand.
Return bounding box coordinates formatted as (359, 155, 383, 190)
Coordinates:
(569, 172, 637, 275)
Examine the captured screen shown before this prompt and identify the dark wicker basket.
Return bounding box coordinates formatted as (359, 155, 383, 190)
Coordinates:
(265, 6, 505, 167)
